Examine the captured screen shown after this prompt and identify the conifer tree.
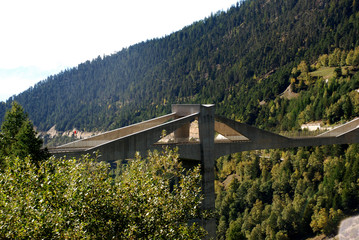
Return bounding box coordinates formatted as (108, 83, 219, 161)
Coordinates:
(0, 101, 49, 168)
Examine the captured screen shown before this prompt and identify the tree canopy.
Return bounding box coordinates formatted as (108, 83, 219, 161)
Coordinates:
(0, 147, 206, 239)
(215, 144, 359, 239)
(0, 101, 49, 168)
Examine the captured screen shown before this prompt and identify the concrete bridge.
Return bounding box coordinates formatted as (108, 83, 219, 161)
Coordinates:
(49, 104, 359, 239)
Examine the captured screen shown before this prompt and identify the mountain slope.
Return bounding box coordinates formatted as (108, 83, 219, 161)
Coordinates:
(1, 0, 359, 132)
(1, 1, 359, 238)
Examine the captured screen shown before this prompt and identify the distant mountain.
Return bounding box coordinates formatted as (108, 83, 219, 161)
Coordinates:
(1, 0, 358, 133)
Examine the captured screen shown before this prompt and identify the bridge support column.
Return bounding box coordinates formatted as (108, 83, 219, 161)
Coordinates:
(198, 104, 216, 239)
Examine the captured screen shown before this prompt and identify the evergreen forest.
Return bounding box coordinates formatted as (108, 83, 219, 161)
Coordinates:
(1, 0, 359, 132)
(1, 0, 359, 239)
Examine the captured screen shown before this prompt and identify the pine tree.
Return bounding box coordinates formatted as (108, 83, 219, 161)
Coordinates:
(0, 102, 49, 168)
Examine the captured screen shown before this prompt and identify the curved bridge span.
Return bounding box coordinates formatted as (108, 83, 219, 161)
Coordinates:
(50, 104, 359, 239)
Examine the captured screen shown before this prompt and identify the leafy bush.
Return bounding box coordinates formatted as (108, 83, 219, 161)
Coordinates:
(0, 147, 206, 239)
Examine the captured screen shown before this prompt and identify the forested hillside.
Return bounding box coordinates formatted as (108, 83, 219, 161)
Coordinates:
(215, 51, 359, 239)
(1, 0, 359, 132)
(0, 0, 359, 239)
(216, 145, 359, 239)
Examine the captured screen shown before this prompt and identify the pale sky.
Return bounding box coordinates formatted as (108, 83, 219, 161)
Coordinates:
(0, 0, 239, 102)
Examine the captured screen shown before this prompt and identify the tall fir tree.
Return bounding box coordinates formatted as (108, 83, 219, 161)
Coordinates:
(0, 102, 49, 168)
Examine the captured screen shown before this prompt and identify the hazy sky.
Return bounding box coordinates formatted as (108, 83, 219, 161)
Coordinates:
(0, 0, 239, 102)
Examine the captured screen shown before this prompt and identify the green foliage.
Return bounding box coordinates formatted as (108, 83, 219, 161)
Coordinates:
(216, 145, 359, 239)
(310, 208, 344, 235)
(0, 155, 121, 239)
(1, 0, 359, 132)
(0, 102, 49, 168)
(116, 148, 206, 239)
(256, 47, 359, 132)
(0, 147, 206, 239)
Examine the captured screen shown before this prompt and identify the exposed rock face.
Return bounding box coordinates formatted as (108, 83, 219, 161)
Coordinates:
(61, 128, 101, 139)
(39, 125, 101, 139)
(280, 84, 299, 100)
(46, 125, 58, 138)
(339, 215, 359, 240)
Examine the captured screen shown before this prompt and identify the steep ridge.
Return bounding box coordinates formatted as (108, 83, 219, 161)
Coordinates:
(0, 0, 358, 134)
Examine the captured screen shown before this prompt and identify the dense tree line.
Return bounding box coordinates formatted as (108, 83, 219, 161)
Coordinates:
(1, 0, 358, 132)
(215, 47, 359, 239)
(215, 144, 359, 239)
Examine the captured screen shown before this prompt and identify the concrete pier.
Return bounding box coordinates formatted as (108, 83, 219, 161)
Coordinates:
(198, 105, 216, 239)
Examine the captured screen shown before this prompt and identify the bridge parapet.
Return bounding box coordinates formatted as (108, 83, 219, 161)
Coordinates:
(54, 113, 177, 149)
(318, 117, 359, 137)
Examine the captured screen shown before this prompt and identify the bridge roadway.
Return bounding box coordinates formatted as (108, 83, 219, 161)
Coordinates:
(49, 104, 359, 239)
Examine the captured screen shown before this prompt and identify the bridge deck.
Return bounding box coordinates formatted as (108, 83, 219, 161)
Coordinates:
(49, 114, 359, 160)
